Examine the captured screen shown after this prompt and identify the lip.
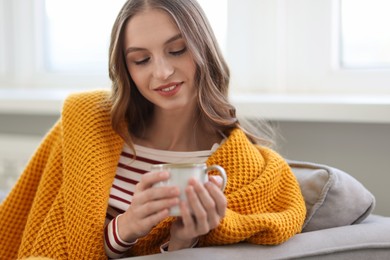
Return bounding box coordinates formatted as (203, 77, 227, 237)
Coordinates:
(154, 82, 183, 97)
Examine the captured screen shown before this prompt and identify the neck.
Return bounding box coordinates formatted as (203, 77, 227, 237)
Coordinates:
(134, 108, 220, 151)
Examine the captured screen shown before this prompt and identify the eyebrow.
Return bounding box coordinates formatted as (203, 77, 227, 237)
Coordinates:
(125, 33, 183, 55)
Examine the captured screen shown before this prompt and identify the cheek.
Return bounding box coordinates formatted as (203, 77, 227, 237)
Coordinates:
(184, 58, 197, 81)
(128, 67, 146, 88)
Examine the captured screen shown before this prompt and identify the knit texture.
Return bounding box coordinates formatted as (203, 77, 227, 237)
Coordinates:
(0, 90, 306, 259)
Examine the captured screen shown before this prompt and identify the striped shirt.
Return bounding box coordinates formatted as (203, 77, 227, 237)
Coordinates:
(104, 143, 220, 258)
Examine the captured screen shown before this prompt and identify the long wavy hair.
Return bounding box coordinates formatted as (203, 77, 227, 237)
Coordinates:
(109, 0, 272, 151)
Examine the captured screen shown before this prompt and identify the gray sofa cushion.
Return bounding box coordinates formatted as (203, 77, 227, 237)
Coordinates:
(125, 215, 390, 260)
(288, 160, 376, 232)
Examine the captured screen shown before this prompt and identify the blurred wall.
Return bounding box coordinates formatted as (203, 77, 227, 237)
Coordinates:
(274, 121, 390, 217)
(0, 114, 389, 216)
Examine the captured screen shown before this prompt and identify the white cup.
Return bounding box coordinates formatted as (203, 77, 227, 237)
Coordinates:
(151, 163, 227, 216)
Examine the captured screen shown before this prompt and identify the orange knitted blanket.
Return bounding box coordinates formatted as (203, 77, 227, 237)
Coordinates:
(0, 91, 305, 259)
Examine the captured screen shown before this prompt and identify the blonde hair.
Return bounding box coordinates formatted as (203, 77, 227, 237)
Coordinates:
(109, 0, 273, 150)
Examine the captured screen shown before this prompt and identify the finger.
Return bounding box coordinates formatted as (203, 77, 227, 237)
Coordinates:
(193, 179, 223, 228)
(205, 181, 227, 218)
(186, 184, 209, 234)
(132, 188, 180, 215)
(141, 197, 180, 217)
(191, 179, 217, 217)
(136, 171, 170, 192)
(130, 208, 171, 238)
(143, 208, 171, 227)
(209, 175, 223, 189)
(145, 186, 180, 201)
(179, 200, 195, 230)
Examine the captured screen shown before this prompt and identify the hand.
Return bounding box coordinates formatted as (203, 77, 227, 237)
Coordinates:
(168, 176, 227, 251)
(117, 171, 180, 242)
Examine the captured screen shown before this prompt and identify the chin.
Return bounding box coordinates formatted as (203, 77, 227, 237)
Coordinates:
(160, 100, 195, 112)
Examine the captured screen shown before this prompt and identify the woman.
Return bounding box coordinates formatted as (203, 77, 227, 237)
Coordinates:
(0, 0, 306, 259)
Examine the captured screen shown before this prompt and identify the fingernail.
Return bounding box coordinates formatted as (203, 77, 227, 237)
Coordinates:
(159, 171, 169, 178)
(211, 175, 223, 185)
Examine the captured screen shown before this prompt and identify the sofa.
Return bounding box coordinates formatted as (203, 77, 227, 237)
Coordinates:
(123, 160, 390, 259)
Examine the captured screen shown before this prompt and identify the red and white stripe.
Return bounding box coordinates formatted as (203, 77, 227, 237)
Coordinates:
(104, 143, 219, 257)
(104, 214, 138, 258)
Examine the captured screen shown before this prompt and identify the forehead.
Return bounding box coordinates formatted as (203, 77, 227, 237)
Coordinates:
(124, 9, 181, 47)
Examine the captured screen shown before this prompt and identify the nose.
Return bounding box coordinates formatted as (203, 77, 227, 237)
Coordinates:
(152, 56, 174, 80)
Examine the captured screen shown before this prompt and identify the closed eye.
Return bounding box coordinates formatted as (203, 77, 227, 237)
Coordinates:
(134, 57, 150, 65)
(170, 47, 187, 56)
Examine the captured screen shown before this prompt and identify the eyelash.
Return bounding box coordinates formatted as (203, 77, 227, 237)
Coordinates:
(134, 58, 150, 65)
(170, 47, 187, 56)
(133, 47, 187, 66)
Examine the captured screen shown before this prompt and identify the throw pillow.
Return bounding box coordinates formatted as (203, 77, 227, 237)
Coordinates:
(288, 160, 375, 232)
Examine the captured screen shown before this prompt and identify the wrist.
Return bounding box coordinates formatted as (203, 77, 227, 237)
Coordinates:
(167, 237, 198, 251)
(116, 214, 139, 243)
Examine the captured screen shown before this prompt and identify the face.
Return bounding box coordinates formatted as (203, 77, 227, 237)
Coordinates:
(124, 9, 197, 113)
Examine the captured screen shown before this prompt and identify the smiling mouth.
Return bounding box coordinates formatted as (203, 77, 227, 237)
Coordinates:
(160, 85, 177, 92)
(155, 82, 183, 96)
(156, 82, 182, 90)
